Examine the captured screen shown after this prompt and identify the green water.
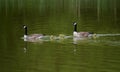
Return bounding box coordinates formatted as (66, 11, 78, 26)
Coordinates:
(0, 0, 120, 72)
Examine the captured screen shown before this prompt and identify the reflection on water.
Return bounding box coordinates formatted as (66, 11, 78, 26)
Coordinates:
(20, 33, 120, 72)
(73, 33, 120, 45)
(23, 42, 27, 53)
(22, 33, 120, 46)
(97, 34, 120, 37)
(22, 33, 120, 58)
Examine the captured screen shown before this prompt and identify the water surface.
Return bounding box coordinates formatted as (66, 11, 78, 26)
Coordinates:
(0, 0, 120, 72)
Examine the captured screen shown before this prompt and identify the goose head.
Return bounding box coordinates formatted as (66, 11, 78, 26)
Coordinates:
(23, 25, 27, 34)
(73, 22, 77, 26)
(73, 22, 77, 31)
(23, 25, 27, 29)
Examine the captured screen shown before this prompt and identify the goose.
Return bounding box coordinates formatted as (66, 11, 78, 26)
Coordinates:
(49, 34, 72, 41)
(73, 22, 96, 38)
(49, 34, 65, 41)
(23, 25, 44, 42)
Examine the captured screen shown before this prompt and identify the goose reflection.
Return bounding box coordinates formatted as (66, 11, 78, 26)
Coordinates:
(23, 41, 27, 53)
(73, 34, 97, 44)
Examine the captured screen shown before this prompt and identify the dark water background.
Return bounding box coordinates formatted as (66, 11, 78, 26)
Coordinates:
(0, 0, 120, 72)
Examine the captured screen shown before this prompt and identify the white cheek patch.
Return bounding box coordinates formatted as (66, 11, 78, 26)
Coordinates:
(24, 26, 27, 28)
(74, 23, 77, 25)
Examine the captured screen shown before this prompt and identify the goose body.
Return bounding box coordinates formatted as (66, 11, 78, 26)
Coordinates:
(23, 25, 44, 42)
(73, 31, 91, 38)
(73, 23, 94, 38)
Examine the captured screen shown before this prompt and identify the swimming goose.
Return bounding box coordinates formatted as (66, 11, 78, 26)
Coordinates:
(73, 22, 95, 38)
(23, 25, 44, 41)
(49, 34, 65, 41)
(49, 34, 72, 41)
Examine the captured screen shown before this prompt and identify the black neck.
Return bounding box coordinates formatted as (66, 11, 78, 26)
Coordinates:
(25, 27, 28, 35)
(74, 24, 77, 32)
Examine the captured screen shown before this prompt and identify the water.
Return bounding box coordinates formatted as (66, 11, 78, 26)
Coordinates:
(0, 0, 120, 72)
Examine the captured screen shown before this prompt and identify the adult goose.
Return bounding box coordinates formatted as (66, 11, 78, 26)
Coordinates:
(23, 25, 44, 42)
(73, 22, 95, 38)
